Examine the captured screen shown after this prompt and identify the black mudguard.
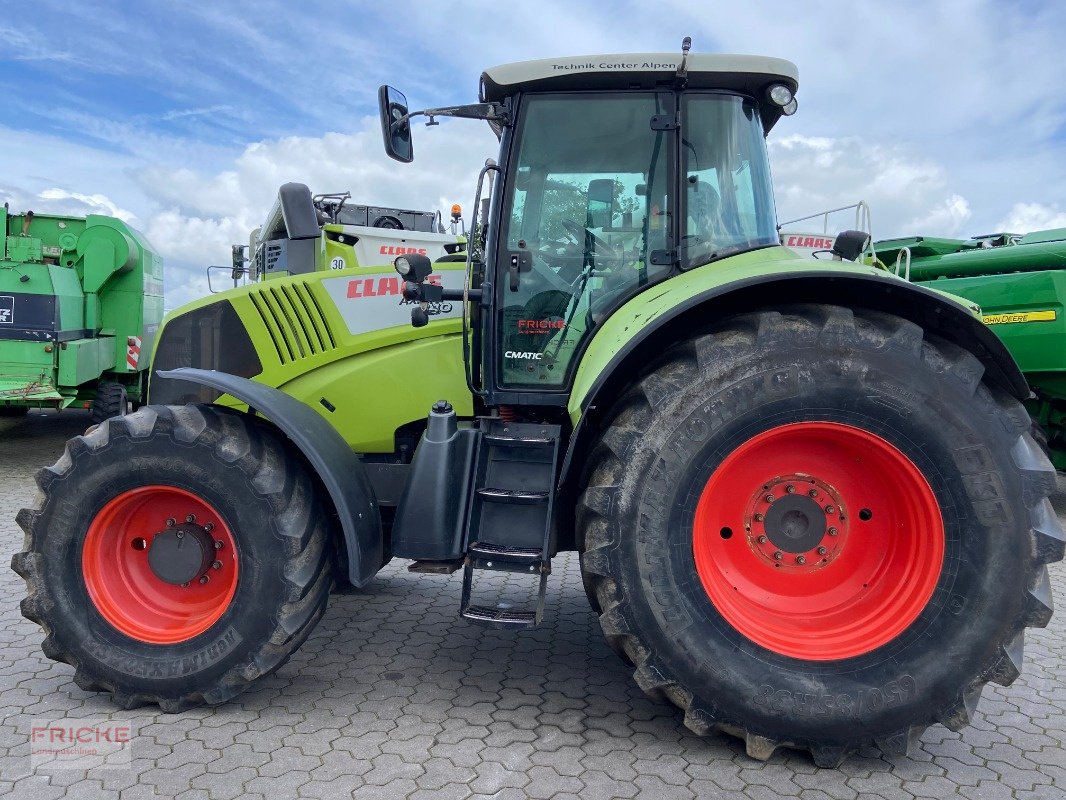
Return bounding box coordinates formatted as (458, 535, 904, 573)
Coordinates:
(156, 368, 383, 586)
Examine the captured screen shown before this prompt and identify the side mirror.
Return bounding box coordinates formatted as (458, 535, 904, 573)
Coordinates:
(378, 85, 413, 163)
(587, 178, 615, 229)
(831, 229, 870, 262)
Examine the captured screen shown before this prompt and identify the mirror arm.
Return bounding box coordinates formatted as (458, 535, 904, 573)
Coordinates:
(392, 102, 509, 133)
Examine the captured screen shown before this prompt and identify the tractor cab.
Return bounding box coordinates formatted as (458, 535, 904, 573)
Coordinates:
(379, 49, 799, 406)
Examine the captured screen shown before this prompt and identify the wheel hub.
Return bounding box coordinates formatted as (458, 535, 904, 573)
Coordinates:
(747, 474, 846, 570)
(692, 422, 945, 660)
(82, 486, 238, 644)
(147, 523, 216, 586)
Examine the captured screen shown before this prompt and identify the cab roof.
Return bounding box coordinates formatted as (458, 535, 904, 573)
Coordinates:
(480, 53, 799, 103)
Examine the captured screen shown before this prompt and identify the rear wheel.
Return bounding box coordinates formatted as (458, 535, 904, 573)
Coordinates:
(0, 406, 29, 417)
(12, 404, 333, 711)
(577, 305, 1064, 765)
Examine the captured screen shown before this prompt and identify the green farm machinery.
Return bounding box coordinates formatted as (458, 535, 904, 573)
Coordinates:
(14, 46, 1063, 766)
(211, 183, 465, 290)
(0, 207, 162, 420)
(875, 230, 1066, 468)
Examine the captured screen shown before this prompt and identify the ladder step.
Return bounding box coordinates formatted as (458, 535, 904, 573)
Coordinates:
(460, 606, 538, 629)
(476, 487, 549, 504)
(482, 434, 554, 448)
(469, 541, 542, 564)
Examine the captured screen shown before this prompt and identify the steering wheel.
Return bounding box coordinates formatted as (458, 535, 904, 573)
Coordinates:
(560, 219, 619, 259)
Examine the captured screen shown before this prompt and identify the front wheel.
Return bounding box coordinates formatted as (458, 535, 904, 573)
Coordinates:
(577, 305, 1064, 765)
(12, 404, 333, 711)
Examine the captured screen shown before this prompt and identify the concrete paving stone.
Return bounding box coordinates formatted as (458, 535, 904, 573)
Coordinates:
(2, 413, 1065, 799)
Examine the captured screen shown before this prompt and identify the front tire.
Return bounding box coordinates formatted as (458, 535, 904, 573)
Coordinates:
(12, 404, 333, 711)
(577, 305, 1064, 765)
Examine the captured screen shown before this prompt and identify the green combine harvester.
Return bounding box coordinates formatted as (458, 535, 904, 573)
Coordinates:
(14, 45, 1064, 767)
(0, 206, 162, 420)
(874, 230, 1066, 468)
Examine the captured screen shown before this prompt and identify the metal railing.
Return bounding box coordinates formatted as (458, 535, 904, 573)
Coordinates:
(778, 201, 878, 266)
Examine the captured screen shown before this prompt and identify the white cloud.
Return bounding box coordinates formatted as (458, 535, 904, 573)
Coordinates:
(37, 188, 135, 222)
(138, 116, 498, 309)
(771, 135, 972, 239)
(996, 203, 1066, 234)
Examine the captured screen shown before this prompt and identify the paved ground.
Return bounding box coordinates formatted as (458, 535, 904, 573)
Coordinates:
(1, 410, 1064, 800)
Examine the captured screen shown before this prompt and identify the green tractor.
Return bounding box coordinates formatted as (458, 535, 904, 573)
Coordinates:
(13, 47, 1064, 766)
(220, 182, 466, 287)
(0, 207, 162, 420)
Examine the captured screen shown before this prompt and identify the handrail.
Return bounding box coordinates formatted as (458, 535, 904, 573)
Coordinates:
(778, 201, 872, 235)
(464, 160, 501, 397)
(893, 246, 912, 282)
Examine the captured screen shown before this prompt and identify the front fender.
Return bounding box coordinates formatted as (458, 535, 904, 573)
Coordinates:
(156, 368, 383, 586)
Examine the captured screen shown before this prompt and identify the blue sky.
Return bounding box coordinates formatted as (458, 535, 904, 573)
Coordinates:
(2, 1, 1065, 307)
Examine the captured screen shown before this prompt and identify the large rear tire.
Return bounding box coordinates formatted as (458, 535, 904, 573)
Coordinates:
(12, 404, 333, 711)
(577, 305, 1064, 765)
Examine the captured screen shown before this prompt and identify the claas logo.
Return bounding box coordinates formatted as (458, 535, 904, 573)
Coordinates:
(378, 246, 428, 256)
(347, 274, 441, 299)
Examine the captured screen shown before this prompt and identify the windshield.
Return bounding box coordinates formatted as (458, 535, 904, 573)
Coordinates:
(682, 94, 778, 265)
(496, 91, 777, 390)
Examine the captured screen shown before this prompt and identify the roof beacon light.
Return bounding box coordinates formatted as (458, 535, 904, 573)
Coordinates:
(768, 84, 793, 107)
(451, 204, 462, 220)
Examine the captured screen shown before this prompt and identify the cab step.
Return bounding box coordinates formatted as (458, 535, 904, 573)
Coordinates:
(459, 420, 560, 629)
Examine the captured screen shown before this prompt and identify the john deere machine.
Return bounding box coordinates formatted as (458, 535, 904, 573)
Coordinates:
(0, 207, 162, 420)
(873, 230, 1066, 468)
(14, 46, 1063, 766)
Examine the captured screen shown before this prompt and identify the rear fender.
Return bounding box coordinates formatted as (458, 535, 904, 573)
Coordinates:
(156, 368, 383, 586)
(557, 268, 1029, 546)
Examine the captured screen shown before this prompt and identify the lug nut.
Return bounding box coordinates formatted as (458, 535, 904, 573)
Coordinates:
(181, 582, 189, 588)
(204, 522, 214, 532)
(186, 514, 196, 523)
(796, 555, 806, 565)
(166, 518, 175, 527)
(808, 488, 818, 497)
(212, 560, 222, 570)
(757, 535, 768, 544)
(817, 546, 827, 555)
(175, 530, 184, 539)
(199, 575, 209, 585)
(785, 484, 795, 494)
(828, 527, 838, 536)
(773, 551, 783, 561)
(214, 541, 223, 550)
(824, 505, 835, 515)
(754, 513, 764, 522)
(765, 494, 774, 503)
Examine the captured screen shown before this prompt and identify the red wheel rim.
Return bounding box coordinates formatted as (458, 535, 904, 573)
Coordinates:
(82, 486, 239, 645)
(693, 422, 944, 660)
